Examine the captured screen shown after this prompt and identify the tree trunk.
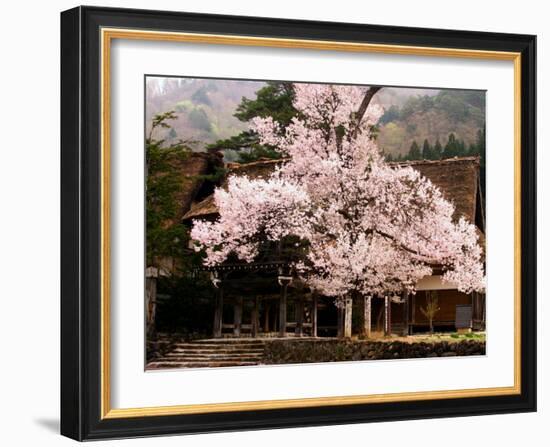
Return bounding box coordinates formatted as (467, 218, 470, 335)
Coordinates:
(362, 295, 372, 339)
(344, 296, 353, 339)
(352, 87, 382, 138)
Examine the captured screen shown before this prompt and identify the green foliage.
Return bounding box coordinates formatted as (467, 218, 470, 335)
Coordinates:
(147, 111, 225, 335)
(378, 89, 485, 158)
(146, 111, 191, 269)
(442, 133, 459, 158)
(433, 139, 443, 160)
(237, 146, 283, 163)
(422, 139, 433, 160)
(408, 140, 421, 159)
(174, 99, 193, 112)
(435, 92, 469, 121)
(399, 90, 484, 123)
(387, 130, 484, 168)
(188, 107, 212, 132)
(379, 104, 400, 125)
(380, 122, 407, 150)
(191, 86, 212, 106)
(234, 81, 296, 125)
(194, 165, 228, 183)
(208, 81, 297, 163)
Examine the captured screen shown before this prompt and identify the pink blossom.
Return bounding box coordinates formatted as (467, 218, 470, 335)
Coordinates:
(192, 83, 485, 300)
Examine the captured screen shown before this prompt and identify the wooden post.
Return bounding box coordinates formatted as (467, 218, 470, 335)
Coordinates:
(279, 282, 288, 337)
(213, 284, 223, 338)
(145, 275, 157, 338)
(384, 296, 390, 337)
(364, 295, 372, 339)
(344, 296, 353, 339)
(263, 301, 270, 333)
(403, 292, 410, 336)
(251, 296, 259, 337)
(388, 296, 392, 335)
(312, 292, 318, 337)
(471, 292, 475, 330)
(337, 305, 344, 338)
(411, 293, 416, 335)
(234, 296, 243, 336)
(482, 293, 486, 328)
(296, 295, 304, 337)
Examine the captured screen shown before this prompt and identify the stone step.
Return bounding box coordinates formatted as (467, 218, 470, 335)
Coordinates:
(172, 344, 265, 350)
(169, 350, 264, 356)
(162, 358, 263, 364)
(148, 338, 268, 369)
(147, 361, 259, 369)
(170, 348, 265, 354)
(191, 339, 266, 344)
(166, 351, 264, 357)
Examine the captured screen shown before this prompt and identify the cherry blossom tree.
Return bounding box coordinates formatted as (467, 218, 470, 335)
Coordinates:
(191, 83, 485, 338)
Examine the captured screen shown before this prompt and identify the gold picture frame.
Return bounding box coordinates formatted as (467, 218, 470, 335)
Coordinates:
(61, 6, 536, 441)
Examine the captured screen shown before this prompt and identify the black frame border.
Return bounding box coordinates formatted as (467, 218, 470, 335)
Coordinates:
(61, 6, 536, 441)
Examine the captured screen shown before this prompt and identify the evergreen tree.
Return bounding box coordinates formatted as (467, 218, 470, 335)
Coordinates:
(207, 81, 296, 163)
(457, 139, 466, 157)
(146, 111, 220, 337)
(433, 139, 443, 160)
(443, 133, 458, 158)
(408, 140, 421, 160)
(475, 127, 486, 155)
(146, 111, 192, 270)
(422, 139, 432, 160)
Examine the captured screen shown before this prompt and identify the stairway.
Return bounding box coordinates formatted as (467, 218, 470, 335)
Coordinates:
(147, 338, 266, 369)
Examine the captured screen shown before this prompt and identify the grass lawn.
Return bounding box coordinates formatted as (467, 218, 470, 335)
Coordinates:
(390, 331, 486, 343)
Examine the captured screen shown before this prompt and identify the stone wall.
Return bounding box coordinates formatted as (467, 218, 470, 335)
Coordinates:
(263, 338, 485, 365)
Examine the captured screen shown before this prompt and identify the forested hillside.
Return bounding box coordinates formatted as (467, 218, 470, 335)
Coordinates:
(146, 78, 485, 162)
(376, 90, 485, 158)
(145, 77, 264, 148)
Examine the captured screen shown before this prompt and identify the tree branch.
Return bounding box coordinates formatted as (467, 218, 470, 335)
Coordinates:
(351, 86, 382, 138)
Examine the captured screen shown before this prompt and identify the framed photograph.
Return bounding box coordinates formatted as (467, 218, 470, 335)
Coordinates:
(61, 6, 536, 441)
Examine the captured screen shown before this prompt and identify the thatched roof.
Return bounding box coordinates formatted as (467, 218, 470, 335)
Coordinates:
(182, 158, 284, 221)
(172, 152, 223, 222)
(391, 157, 480, 223)
(182, 156, 481, 225)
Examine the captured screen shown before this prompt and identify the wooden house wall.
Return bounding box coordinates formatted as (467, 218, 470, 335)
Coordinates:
(410, 290, 471, 325)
